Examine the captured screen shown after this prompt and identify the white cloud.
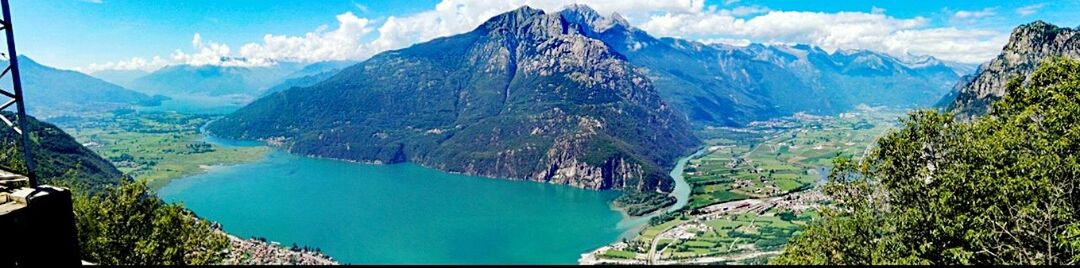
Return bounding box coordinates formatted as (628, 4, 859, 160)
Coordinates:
(82, 0, 1008, 72)
(1016, 3, 1046, 16)
(951, 8, 995, 20)
(78, 56, 168, 73)
(83, 0, 710, 73)
(79, 0, 103, 4)
(637, 9, 1005, 63)
(171, 33, 274, 67)
(236, 12, 376, 62)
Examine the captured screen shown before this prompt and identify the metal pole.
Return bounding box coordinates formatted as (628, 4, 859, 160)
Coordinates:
(1, 0, 37, 186)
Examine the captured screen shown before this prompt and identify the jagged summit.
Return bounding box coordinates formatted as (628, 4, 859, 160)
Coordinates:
(559, 4, 629, 34)
(478, 5, 545, 30)
(467, 5, 966, 126)
(946, 20, 1080, 116)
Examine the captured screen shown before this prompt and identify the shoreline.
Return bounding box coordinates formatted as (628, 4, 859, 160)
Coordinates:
(606, 146, 711, 246)
(218, 231, 339, 265)
(666, 147, 711, 213)
(187, 131, 690, 264)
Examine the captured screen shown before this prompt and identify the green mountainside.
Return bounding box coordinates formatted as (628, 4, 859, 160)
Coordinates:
(0, 112, 123, 192)
(208, 6, 701, 202)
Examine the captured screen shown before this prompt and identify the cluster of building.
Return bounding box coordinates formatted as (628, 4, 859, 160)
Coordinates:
(221, 234, 339, 265)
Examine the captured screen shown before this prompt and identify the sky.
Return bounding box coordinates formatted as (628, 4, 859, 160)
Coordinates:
(9, 0, 1080, 73)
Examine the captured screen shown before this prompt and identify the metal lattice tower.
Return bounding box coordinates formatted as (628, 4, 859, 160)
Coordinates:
(0, 0, 36, 186)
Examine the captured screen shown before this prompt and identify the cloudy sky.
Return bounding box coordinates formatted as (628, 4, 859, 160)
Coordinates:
(11, 0, 1079, 73)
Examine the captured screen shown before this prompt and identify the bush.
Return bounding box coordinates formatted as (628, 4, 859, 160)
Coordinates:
(72, 180, 229, 265)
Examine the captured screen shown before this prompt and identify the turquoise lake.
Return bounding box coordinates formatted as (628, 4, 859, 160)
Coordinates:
(157, 142, 631, 264)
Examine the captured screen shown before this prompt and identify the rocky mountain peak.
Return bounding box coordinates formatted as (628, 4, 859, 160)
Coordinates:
(559, 4, 629, 34)
(478, 5, 546, 32)
(610, 12, 630, 28)
(947, 20, 1080, 116)
(211, 4, 699, 202)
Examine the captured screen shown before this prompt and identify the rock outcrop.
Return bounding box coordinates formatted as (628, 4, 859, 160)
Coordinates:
(947, 21, 1080, 116)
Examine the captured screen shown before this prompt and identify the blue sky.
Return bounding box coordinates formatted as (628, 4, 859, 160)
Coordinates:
(9, 0, 1079, 72)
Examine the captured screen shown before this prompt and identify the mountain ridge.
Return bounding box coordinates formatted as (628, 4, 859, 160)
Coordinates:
(5, 55, 163, 117)
(945, 20, 1080, 116)
(128, 62, 305, 98)
(558, 5, 968, 126)
(208, 6, 700, 203)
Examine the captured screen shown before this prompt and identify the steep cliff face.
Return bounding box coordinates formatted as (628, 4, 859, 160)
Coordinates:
(208, 6, 699, 194)
(947, 21, 1080, 116)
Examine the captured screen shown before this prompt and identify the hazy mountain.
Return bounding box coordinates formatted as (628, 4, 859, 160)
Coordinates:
(4, 56, 163, 117)
(209, 6, 700, 200)
(283, 60, 359, 80)
(88, 69, 150, 88)
(128, 62, 304, 98)
(261, 60, 359, 96)
(563, 4, 966, 126)
(945, 21, 1080, 116)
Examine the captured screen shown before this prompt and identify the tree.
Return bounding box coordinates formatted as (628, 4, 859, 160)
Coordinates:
(774, 58, 1080, 265)
(72, 180, 229, 265)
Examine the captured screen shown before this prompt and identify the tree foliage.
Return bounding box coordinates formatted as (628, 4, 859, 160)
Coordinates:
(774, 58, 1080, 265)
(71, 179, 229, 265)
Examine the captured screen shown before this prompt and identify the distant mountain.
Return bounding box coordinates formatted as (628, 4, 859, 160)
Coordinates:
(128, 62, 304, 98)
(283, 60, 359, 80)
(4, 56, 163, 116)
(88, 69, 150, 88)
(209, 6, 700, 199)
(896, 52, 979, 77)
(261, 60, 358, 96)
(562, 4, 966, 126)
(945, 21, 1080, 116)
(0, 112, 123, 193)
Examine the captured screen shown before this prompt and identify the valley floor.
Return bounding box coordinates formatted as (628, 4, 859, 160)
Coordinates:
(50, 110, 270, 189)
(580, 108, 903, 265)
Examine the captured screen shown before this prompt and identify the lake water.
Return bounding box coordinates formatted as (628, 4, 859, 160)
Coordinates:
(158, 146, 630, 264)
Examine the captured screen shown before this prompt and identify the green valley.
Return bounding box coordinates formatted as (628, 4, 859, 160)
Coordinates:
(582, 108, 905, 264)
(51, 111, 270, 189)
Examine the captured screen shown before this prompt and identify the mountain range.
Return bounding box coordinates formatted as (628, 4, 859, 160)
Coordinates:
(206, 5, 977, 214)
(97, 5, 972, 125)
(944, 21, 1080, 116)
(560, 4, 970, 126)
(208, 6, 701, 204)
(127, 61, 305, 98)
(3, 56, 164, 118)
(119, 60, 362, 110)
(260, 60, 359, 96)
